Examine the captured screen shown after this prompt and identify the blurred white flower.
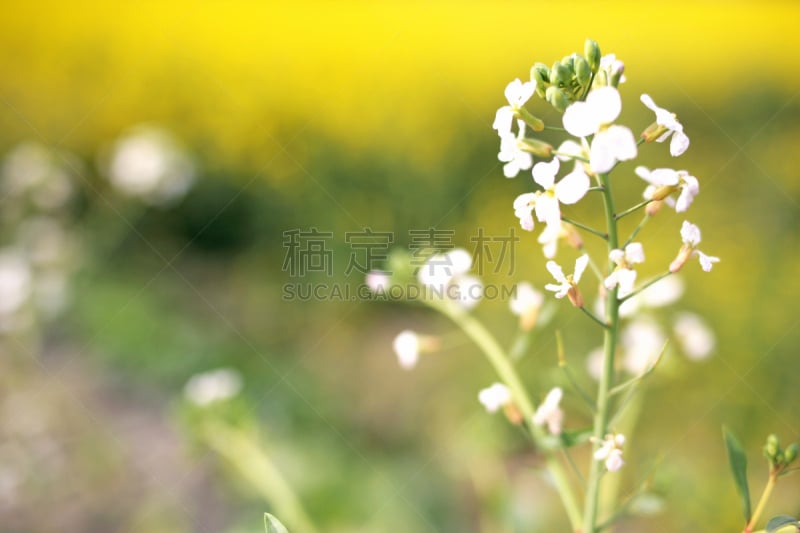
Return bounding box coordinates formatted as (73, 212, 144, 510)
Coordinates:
(510, 282, 544, 330)
(105, 126, 194, 206)
(586, 347, 605, 381)
(639, 275, 684, 308)
(640, 94, 690, 156)
(532, 387, 564, 435)
(492, 78, 536, 137)
(674, 312, 715, 360)
(418, 248, 482, 309)
(392, 330, 420, 370)
(621, 318, 666, 375)
(0, 250, 32, 318)
(531, 159, 590, 228)
(478, 383, 512, 413)
(1, 142, 74, 212)
(184, 368, 242, 406)
(594, 433, 626, 472)
(365, 270, 391, 293)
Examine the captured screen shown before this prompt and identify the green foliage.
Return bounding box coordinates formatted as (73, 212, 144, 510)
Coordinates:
(723, 427, 751, 522)
(766, 515, 800, 533)
(264, 513, 290, 533)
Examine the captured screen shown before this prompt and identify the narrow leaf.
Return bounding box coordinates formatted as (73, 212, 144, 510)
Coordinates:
(766, 515, 800, 533)
(265, 513, 290, 533)
(723, 427, 751, 522)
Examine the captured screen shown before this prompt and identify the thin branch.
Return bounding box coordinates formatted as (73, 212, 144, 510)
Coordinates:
(623, 213, 651, 248)
(579, 306, 609, 329)
(614, 199, 653, 221)
(562, 216, 608, 240)
(619, 271, 672, 303)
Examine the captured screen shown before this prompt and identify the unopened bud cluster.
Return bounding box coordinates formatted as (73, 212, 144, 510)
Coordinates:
(764, 434, 799, 473)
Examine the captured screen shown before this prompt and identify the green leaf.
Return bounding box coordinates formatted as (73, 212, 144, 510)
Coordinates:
(264, 513, 290, 533)
(766, 515, 800, 533)
(723, 427, 751, 522)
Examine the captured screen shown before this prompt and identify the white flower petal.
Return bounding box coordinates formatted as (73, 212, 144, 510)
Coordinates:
(587, 87, 622, 125)
(625, 242, 645, 264)
(446, 248, 473, 276)
(563, 101, 596, 138)
(532, 158, 559, 189)
(393, 330, 420, 370)
(492, 106, 514, 135)
(546, 260, 566, 283)
(573, 254, 589, 283)
(670, 130, 690, 156)
(555, 168, 590, 205)
(680, 221, 702, 246)
(696, 251, 720, 272)
(479, 382, 512, 413)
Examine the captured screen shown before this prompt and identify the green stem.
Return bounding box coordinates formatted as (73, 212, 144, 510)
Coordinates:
(744, 473, 777, 533)
(432, 302, 582, 530)
(562, 216, 608, 240)
(614, 199, 652, 221)
(583, 172, 621, 533)
(544, 125, 567, 132)
(619, 271, 672, 303)
(203, 421, 319, 533)
(580, 306, 609, 329)
(623, 213, 650, 248)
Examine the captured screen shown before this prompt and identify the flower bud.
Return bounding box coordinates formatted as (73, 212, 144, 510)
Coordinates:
(503, 402, 524, 425)
(669, 246, 693, 273)
(651, 185, 678, 201)
(765, 434, 780, 460)
(520, 137, 553, 157)
(531, 63, 550, 98)
(517, 107, 545, 132)
(551, 61, 572, 87)
(567, 285, 584, 308)
(645, 200, 663, 216)
(641, 122, 670, 143)
(575, 56, 591, 87)
(785, 443, 798, 464)
(585, 39, 601, 72)
(609, 63, 625, 87)
(546, 86, 570, 113)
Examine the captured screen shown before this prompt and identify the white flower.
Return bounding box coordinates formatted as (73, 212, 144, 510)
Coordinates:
(513, 192, 539, 231)
(451, 274, 483, 310)
(620, 275, 684, 318)
(622, 319, 666, 375)
(532, 387, 564, 435)
(604, 242, 645, 298)
(492, 78, 536, 136)
(510, 282, 544, 330)
(418, 248, 472, 288)
(670, 221, 719, 273)
(510, 282, 544, 317)
(392, 330, 421, 370)
(418, 249, 482, 309)
(498, 120, 534, 178)
(365, 270, 391, 293)
(105, 126, 194, 206)
(562, 87, 637, 173)
(184, 368, 242, 406)
(640, 94, 690, 156)
(1, 142, 74, 211)
(545, 254, 589, 307)
(593, 433, 626, 472)
(0, 250, 32, 317)
(531, 159, 590, 228)
(674, 312, 715, 360)
(478, 383, 512, 413)
(636, 166, 699, 212)
(555, 139, 587, 162)
(586, 347, 605, 381)
(600, 54, 626, 84)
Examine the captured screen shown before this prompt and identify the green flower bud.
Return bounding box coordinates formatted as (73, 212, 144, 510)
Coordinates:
(531, 63, 550, 98)
(546, 86, 570, 113)
(609, 62, 625, 87)
(585, 38, 601, 72)
(765, 434, 780, 461)
(551, 61, 572, 87)
(517, 107, 545, 132)
(519, 137, 553, 157)
(560, 54, 575, 72)
(785, 443, 799, 464)
(575, 56, 591, 87)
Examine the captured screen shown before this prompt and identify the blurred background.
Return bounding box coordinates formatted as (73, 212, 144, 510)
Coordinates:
(1, 1, 799, 531)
